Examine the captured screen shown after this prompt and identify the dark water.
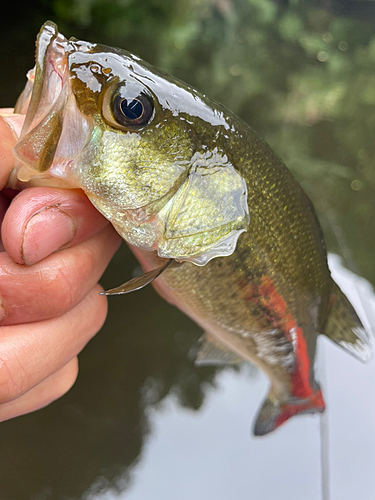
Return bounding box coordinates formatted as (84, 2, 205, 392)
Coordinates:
(0, 1, 375, 499)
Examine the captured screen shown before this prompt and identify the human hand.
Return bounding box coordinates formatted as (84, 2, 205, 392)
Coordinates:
(0, 109, 122, 421)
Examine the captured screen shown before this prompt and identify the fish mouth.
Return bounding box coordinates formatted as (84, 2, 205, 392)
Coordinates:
(19, 21, 68, 142)
(12, 22, 93, 187)
(13, 22, 72, 182)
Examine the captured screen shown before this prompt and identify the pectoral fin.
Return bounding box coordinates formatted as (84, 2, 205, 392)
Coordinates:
(101, 259, 172, 295)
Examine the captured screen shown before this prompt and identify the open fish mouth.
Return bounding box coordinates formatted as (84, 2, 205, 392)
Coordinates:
(12, 21, 90, 187)
(14, 23, 68, 178)
(16, 22, 68, 133)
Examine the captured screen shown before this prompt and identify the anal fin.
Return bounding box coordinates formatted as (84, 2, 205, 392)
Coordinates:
(195, 333, 243, 366)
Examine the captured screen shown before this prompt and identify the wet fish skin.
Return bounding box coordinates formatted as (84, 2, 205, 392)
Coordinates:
(132, 128, 330, 434)
(10, 22, 371, 436)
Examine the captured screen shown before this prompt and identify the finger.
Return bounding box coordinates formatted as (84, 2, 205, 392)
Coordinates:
(0, 357, 78, 422)
(0, 224, 121, 325)
(0, 112, 24, 190)
(2, 187, 112, 265)
(0, 284, 107, 405)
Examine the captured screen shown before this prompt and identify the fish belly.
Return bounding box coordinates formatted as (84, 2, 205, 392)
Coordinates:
(131, 243, 322, 405)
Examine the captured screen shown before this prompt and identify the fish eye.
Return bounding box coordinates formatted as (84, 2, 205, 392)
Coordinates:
(103, 82, 154, 129)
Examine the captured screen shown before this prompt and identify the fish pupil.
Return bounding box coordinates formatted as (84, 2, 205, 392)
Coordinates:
(120, 98, 143, 120)
(105, 84, 154, 128)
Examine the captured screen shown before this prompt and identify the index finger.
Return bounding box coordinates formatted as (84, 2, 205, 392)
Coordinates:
(0, 109, 25, 190)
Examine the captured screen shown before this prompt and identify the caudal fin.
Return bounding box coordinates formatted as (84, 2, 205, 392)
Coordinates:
(253, 390, 325, 436)
(323, 281, 372, 362)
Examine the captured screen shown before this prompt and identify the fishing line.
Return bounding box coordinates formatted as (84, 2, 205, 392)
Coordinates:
(318, 342, 330, 500)
(320, 203, 375, 500)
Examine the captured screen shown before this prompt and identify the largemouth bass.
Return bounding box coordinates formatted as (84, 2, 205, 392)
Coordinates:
(9, 22, 371, 436)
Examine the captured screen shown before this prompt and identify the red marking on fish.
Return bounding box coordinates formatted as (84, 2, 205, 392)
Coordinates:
(242, 275, 322, 404)
(258, 276, 315, 400)
(274, 389, 325, 430)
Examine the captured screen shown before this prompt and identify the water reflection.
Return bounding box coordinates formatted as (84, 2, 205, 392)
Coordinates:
(92, 256, 375, 500)
(0, 0, 374, 499)
(0, 245, 231, 500)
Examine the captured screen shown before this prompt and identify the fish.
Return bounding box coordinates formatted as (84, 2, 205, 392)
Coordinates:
(9, 21, 372, 436)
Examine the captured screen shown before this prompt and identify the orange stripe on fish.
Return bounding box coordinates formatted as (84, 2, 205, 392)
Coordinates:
(273, 389, 325, 430)
(249, 276, 325, 435)
(254, 276, 321, 403)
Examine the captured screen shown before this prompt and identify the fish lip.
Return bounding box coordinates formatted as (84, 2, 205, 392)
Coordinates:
(12, 22, 88, 185)
(19, 21, 69, 139)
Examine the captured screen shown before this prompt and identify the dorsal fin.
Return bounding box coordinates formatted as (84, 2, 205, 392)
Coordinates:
(323, 281, 372, 362)
(195, 333, 243, 366)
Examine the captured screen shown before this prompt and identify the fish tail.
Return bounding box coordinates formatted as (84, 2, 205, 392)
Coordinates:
(253, 390, 325, 437)
(322, 281, 372, 362)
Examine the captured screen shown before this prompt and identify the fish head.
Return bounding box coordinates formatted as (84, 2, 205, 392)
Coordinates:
(11, 21, 250, 265)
